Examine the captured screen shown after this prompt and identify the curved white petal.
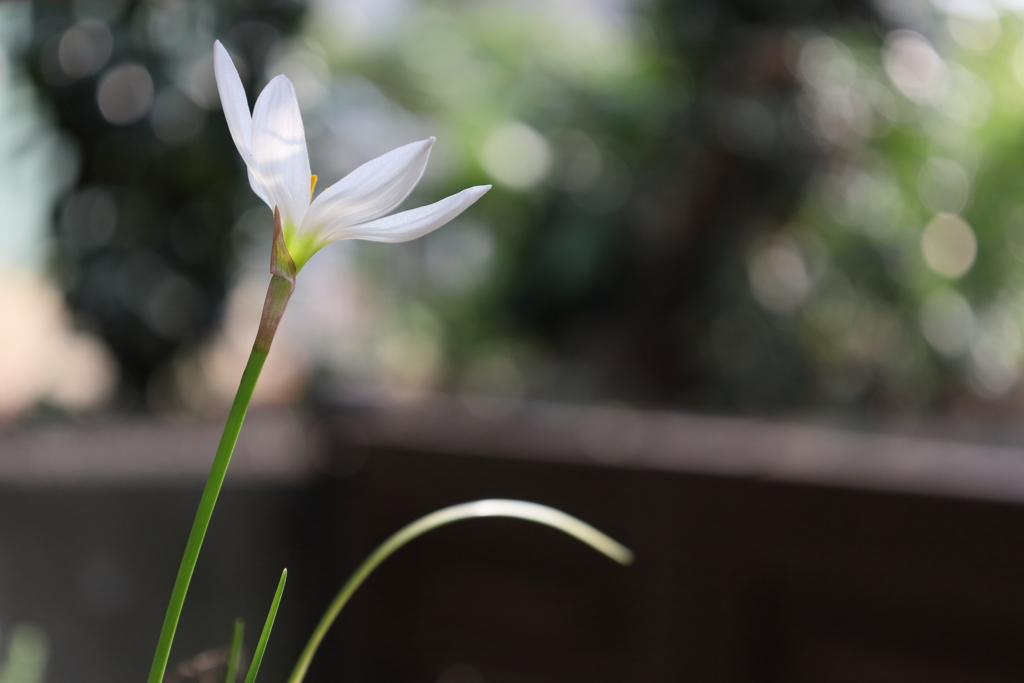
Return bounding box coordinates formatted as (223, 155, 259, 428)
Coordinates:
(213, 41, 252, 160)
(303, 138, 435, 236)
(250, 75, 311, 229)
(326, 185, 491, 244)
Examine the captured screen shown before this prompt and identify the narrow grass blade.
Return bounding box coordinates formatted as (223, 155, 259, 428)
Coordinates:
(287, 499, 632, 683)
(224, 619, 244, 683)
(243, 569, 287, 683)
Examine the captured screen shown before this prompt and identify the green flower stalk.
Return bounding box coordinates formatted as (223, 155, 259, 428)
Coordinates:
(146, 41, 490, 683)
(148, 39, 630, 683)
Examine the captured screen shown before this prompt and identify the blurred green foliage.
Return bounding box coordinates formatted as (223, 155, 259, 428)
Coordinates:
(29, 0, 1024, 420)
(28, 0, 305, 406)
(300, 0, 866, 411)
(307, 1, 685, 401)
(777, 11, 1024, 417)
(304, 0, 1024, 421)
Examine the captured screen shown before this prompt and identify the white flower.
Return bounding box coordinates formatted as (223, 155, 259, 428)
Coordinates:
(213, 41, 490, 273)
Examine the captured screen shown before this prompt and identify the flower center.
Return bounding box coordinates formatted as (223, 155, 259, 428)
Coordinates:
(281, 220, 323, 274)
(278, 176, 325, 274)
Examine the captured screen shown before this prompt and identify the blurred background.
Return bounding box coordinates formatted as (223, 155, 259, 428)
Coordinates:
(11, 0, 1024, 423)
(8, 0, 1024, 682)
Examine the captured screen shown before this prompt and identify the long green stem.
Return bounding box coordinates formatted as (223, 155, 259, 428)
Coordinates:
(146, 346, 267, 683)
(286, 499, 633, 683)
(147, 270, 294, 683)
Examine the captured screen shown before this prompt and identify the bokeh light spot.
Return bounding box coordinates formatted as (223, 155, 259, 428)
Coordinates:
(969, 307, 1022, 396)
(917, 157, 970, 215)
(941, 66, 991, 128)
(946, 4, 1001, 53)
(97, 63, 154, 125)
(748, 237, 809, 313)
(883, 30, 947, 105)
(920, 289, 974, 357)
(799, 35, 857, 93)
(1005, 206, 1024, 262)
(921, 213, 976, 278)
(479, 122, 552, 190)
(58, 20, 112, 78)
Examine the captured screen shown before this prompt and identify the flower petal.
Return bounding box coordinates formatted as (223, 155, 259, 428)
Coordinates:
(326, 185, 491, 244)
(213, 41, 252, 160)
(215, 41, 274, 208)
(303, 138, 435, 236)
(250, 75, 311, 229)
(248, 167, 270, 207)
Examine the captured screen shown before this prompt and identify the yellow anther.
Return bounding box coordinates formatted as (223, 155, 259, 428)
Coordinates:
(310, 174, 318, 199)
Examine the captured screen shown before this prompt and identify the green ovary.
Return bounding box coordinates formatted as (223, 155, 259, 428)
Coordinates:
(282, 222, 325, 272)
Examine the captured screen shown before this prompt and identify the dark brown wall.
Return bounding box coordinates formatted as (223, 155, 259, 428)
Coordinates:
(308, 440, 1024, 683)
(5, 413, 1024, 683)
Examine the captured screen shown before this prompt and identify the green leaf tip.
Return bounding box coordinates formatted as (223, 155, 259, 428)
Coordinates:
(224, 619, 244, 683)
(286, 499, 631, 683)
(443, 499, 634, 565)
(243, 569, 287, 683)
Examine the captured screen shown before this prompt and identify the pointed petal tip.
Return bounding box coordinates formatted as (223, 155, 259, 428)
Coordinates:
(214, 37, 256, 163)
(213, 40, 235, 71)
(412, 136, 435, 151)
(259, 73, 301, 104)
(213, 41, 242, 94)
(330, 182, 492, 244)
(266, 73, 297, 91)
(213, 41, 232, 74)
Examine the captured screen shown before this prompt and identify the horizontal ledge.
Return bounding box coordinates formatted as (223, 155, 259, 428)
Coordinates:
(4, 394, 1024, 504)
(0, 408, 311, 486)
(334, 394, 1024, 504)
